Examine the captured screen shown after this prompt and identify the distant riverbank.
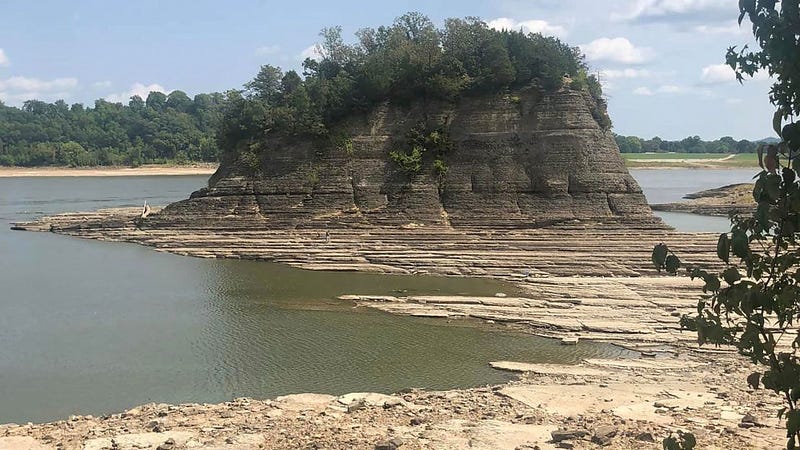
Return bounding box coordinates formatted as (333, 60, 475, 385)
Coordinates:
(623, 152, 759, 169)
(0, 163, 218, 177)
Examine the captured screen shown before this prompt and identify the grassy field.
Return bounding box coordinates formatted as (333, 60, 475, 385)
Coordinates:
(622, 152, 760, 168)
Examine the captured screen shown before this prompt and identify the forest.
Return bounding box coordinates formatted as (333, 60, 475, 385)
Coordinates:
(614, 134, 764, 154)
(0, 92, 224, 167)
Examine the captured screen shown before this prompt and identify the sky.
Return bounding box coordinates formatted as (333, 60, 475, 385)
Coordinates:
(0, 0, 779, 140)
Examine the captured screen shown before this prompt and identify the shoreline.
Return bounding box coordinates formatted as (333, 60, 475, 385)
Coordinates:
(626, 164, 760, 170)
(0, 354, 783, 449)
(0, 164, 218, 178)
(3, 209, 786, 448)
(651, 183, 756, 216)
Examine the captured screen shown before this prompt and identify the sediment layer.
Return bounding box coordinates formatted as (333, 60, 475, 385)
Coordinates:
(154, 88, 654, 230)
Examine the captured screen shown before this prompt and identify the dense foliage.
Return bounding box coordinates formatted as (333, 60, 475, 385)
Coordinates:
(615, 134, 763, 154)
(654, 1, 800, 448)
(218, 12, 607, 165)
(0, 91, 224, 167)
(0, 13, 604, 168)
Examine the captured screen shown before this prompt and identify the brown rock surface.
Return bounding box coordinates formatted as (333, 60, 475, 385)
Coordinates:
(145, 88, 655, 230)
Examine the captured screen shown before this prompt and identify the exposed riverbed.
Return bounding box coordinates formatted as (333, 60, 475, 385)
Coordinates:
(0, 175, 631, 424)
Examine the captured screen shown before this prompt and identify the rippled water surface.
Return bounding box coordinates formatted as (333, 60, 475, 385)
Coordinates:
(0, 175, 635, 424)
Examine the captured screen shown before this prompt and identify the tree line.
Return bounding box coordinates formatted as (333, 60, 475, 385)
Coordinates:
(0, 91, 224, 167)
(615, 134, 764, 154)
(1, 12, 608, 167)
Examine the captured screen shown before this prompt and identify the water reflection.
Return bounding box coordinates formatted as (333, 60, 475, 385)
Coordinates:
(198, 259, 634, 401)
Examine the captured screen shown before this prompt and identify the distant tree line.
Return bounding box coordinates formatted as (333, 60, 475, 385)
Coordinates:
(614, 134, 763, 154)
(0, 91, 224, 167)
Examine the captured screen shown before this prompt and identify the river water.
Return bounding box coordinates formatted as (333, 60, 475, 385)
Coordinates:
(630, 168, 758, 232)
(0, 175, 638, 424)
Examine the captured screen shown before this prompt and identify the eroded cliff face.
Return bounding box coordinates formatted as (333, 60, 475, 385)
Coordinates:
(152, 87, 655, 229)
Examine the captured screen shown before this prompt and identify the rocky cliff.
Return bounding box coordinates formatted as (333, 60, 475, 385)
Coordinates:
(150, 87, 655, 229)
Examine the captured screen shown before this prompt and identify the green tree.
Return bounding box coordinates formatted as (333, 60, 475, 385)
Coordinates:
(166, 90, 193, 112)
(245, 65, 284, 103)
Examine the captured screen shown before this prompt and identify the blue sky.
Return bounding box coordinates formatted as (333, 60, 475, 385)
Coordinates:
(0, 0, 777, 140)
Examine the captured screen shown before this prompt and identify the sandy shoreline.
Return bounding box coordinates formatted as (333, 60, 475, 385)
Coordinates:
(3, 209, 787, 449)
(0, 164, 218, 178)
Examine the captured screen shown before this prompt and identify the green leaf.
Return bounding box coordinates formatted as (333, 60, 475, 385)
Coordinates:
(766, 174, 781, 201)
(665, 254, 681, 274)
(732, 230, 750, 259)
(775, 109, 784, 137)
(723, 267, 741, 284)
(783, 167, 796, 185)
(747, 372, 761, 390)
(786, 409, 800, 435)
(704, 274, 721, 292)
(754, 175, 765, 201)
(652, 244, 668, 271)
(717, 233, 730, 263)
(682, 433, 696, 449)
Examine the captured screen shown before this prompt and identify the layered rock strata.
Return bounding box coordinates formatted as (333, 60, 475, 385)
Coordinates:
(150, 88, 656, 230)
(16, 207, 711, 279)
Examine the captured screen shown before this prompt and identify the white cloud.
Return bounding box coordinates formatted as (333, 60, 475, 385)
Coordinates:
(0, 76, 78, 104)
(700, 63, 770, 84)
(726, 98, 743, 104)
(105, 82, 167, 103)
(255, 45, 281, 57)
(694, 21, 747, 34)
(657, 84, 687, 94)
(580, 37, 653, 64)
(92, 80, 112, 89)
(0, 76, 77, 92)
(613, 0, 735, 22)
(633, 86, 654, 96)
(700, 63, 735, 84)
(600, 68, 653, 79)
(0, 49, 8, 67)
(299, 44, 323, 61)
(487, 17, 568, 37)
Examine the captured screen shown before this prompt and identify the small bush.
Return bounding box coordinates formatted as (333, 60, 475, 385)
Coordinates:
(389, 147, 424, 174)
